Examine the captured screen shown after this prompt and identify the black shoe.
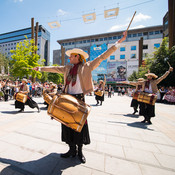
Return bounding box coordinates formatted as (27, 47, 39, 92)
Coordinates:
(61, 150, 76, 158)
(61, 145, 77, 158)
(147, 121, 152, 124)
(18, 109, 24, 113)
(141, 120, 146, 123)
(78, 153, 86, 163)
(37, 107, 40, 113)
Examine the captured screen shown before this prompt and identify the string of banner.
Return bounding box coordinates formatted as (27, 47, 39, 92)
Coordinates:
(47, 0, 154, 29)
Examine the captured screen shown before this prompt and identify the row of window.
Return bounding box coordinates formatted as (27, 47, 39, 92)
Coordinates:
(62, 30, 162, 46)
(119, 43, 160, 52)
(0, 42, 40, 48)
(110, 54, 136, 60)
(110, 52, 149, 60)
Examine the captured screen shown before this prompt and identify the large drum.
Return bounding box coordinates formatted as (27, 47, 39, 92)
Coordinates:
(47, 94, 91, 132)
(95, 90, 103, 96)
(132, 91, 140, 100)
(137, 92, 157, 105)
(43, 92, 52, 104)
(16, 93, 28, 103)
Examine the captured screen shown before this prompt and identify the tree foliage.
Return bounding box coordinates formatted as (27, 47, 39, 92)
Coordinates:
(10, 36, 44, 79)
(128, 37, 175, 86)
(47, 64, 64, 84)
(0, 53, 10, 75)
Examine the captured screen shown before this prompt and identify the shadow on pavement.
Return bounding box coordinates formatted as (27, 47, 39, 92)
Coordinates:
(39, 107, 48, 110)
(1, 111, 19, 114)
(0, 153, 81, 175)
(123, 113, 140, 118)
(108, 121, 154, 131)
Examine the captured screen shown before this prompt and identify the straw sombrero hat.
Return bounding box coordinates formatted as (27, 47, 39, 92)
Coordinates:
(137, 78, 144, 81)
(145, 73, 158, 79)
(65, 48, 89, 63)
(22, 78, 28, 83)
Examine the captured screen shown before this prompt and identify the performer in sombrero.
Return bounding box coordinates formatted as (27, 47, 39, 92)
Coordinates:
(33, 31, 127, 163)
(95, 76, 106, 106)
(139, 67, 173, 124)
(14, 78, 40, 113)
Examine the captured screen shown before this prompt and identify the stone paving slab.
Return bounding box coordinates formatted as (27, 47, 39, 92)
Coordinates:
(0, 95, 175, 175)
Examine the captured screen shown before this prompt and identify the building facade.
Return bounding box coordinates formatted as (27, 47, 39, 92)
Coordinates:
(0, 25, 50, 65)
(55, 25, 163, 83)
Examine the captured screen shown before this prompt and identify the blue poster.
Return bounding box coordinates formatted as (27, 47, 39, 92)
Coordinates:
(90, 43, 107, 81)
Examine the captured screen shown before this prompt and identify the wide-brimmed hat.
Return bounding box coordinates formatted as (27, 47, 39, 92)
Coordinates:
(145, 73, 158, 79)
(65, 48, 89, 63)
(22, 78, 28, 83)
(99, 80, 104, 83)
(137, 78, 144, 81)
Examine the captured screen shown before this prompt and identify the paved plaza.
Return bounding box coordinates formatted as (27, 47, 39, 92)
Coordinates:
(0, 94, 175, 175)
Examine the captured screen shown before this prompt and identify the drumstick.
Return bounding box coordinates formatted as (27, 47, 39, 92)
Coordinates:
(167, 61, 171, 67)
(126, 11, 136, 32)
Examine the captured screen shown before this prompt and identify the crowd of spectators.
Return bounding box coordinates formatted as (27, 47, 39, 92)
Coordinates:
(0, 79, 64, 102)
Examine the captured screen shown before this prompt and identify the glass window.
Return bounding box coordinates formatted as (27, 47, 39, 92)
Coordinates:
(149, 31, 153, 35)
(72, 42, 75, 44)
(87, 40, 90, 43)
(65, 43, 67, 46)
(143, 32, 148, 36)
(104, 37, 107, 41)
(108, 37, 112, 40)
(128, 34, 131, 38)
(83, 40, 86, 43)
(131, 54, 136, 59)
(69, 42, 71, 45)
(118, 36, 121, 39)
(143, 45, 148, 49)
(62, 43, 64, 46)
(155, 31, 160, 34)
(131, 46, 136, 50)
(91, 39, 94, 42)
(99, 38, 103, 41)
(120, 54, 125, 59)
(113, 36, 117, 39)
(138, 33, 142, 36)
(110, 55, 115, 60)
(154, 43, 160, 48)
(95, 38, 98, 42)
(120, 47, 125, 51)
(133, 34, 137, 37)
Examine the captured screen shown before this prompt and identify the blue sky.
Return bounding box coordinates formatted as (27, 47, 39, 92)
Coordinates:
(0, 0, 168, 63)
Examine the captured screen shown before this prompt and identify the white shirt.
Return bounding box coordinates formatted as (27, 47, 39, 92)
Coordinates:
(145, 83, 153, 93)
(68, 75, 83, 94)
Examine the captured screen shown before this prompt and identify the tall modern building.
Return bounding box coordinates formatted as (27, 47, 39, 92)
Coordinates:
(54, 25, 163, 84)
(0, 25, 50, 65)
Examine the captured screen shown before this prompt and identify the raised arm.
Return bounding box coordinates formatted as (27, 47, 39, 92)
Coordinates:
(89, 31, 127, 71)
(33, 66, 66, 74)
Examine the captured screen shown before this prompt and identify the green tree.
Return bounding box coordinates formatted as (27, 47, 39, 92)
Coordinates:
(47, 64, 64, 84)
(128, 37, 175, 86)
(0, 52, 10, 77)
(10, 36, 43, 80)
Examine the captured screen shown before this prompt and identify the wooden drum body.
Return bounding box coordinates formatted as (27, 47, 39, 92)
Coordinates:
(16, 93, 28, 103)
(133, 91, 140, 100)
(95, 90, 103, 97)
(137, 92, 157, 105)
(47, 94, 91, 132)
(43, 93, 52, 104)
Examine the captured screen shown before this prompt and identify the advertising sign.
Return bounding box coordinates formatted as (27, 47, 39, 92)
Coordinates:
(107, 61, 127, 82)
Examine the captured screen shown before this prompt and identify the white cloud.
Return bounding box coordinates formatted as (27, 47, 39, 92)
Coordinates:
(107, 13, 151, 32)
(130, 25, 146, 29)
(107, 24, 128, 32)
(127, 13, 151, 23)
(57, 9, 68, 16)
(14, 0, 23, 2)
